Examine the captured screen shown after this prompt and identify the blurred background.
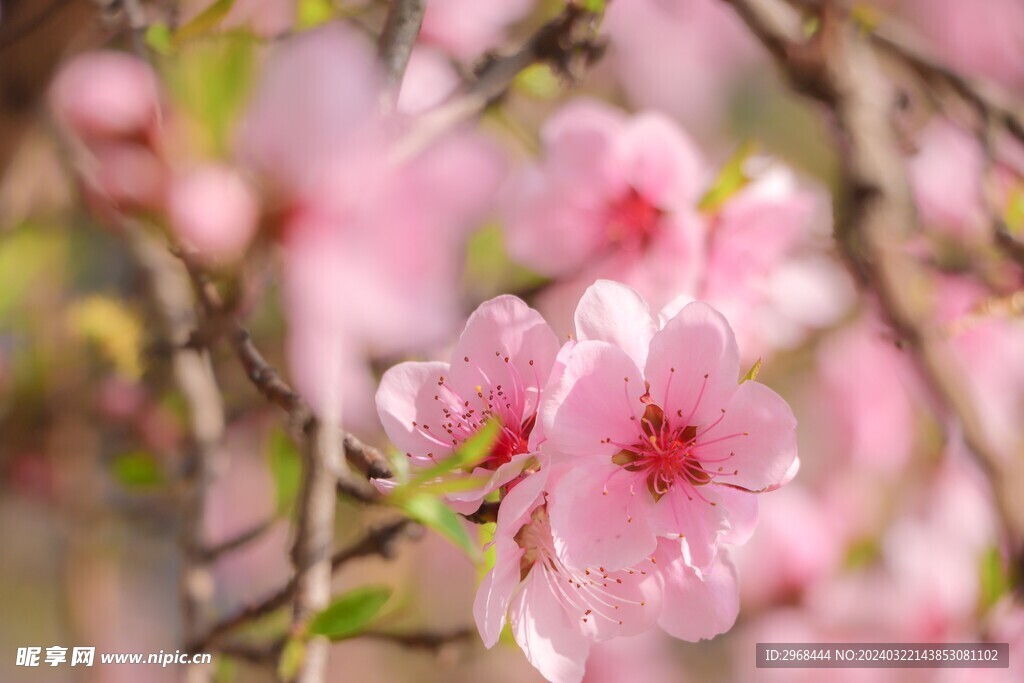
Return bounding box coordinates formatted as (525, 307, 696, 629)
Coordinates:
(1, 0, 1023, 681)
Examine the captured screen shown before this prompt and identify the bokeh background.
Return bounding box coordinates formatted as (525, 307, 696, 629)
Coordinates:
(1, 0, 1023, 681)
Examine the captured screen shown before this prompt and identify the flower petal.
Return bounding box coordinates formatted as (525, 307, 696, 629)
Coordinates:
(645, 301, 740, 429)
(375, 360, 455, 461)
(647, 486, 727, 572)
(617, 112, 703, 211)
(548, 463, 657, 571)
(496, 466, 549, 533)
(510, 566, 593, 683)
(717, 486, 759, 545)
(447, 452, 536, 515)
(474, 535, 525, 648)
(574, 280, 658, 368)
(655, 542, 739, 642)
(541, 341, 646, 458)
(693, 380, 798, 492)
(448, 295, 560, 422)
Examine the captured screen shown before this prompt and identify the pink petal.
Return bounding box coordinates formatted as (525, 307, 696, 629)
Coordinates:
(647, 486, 727, 572)
(474, 536, 525, 648)
(504, 171, 608, 277)
(579, 562, 664, 642)
(448, 295, 560, 419)
(693, 381, 797, 492)
(548, 463, 657, 571)
(574, 280, 658, 369)
(655, 542, 739, 641)
(447, 453, 535, 515)
(167, 164, 259, 263)
(717, 486, 759, 545)
(375, 360, 455, 459)
(645, 301, 740, 428)
(541, 98, 627, 198)
(617, 112, 703, 211)
(540, 341, 647, 458)
(496, 467, 549, 532)
(510, 566, 592, 683)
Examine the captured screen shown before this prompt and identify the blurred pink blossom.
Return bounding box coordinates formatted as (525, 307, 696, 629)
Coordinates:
(539, 281, 797, 572)
(814, 313, 922, 473)
(168, 164, 259, 263)
(908, 118, 988, 242)
(895, 0, 1024, 93)
(376, 295, 560, 513)
(603, 0, 762, 135)
(50, 50, 161, 142)
(238, 24, 505, 426)
(703, 168, 852, 357)
(505, 99, 706, 312)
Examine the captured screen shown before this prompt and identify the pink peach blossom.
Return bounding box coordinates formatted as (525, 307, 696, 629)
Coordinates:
(603, 0, 762, 136)
(376, 295, 559, 513)
(540, 281, 797, 572)
(50, 50, 161, 141)
(908, 118, 988, 242)
(167, 164, 259, 263)
(703, 168, 852, 356)
(239, 24, 506, 425)
(504, 99, 706, 313)
(475, 466, 738, 683)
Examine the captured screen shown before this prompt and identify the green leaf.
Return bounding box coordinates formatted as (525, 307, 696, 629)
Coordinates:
(164, 34, 255, 155)
(307, 586, 392, 641)
(515, 64, 561, 100)
(979, 546, 1013, 611)
(146, 23, 174, 55)
(478, 522, 497, 581)
(741, 358, 763, 383)
(111, 451, 165, 489)
(464, 225, 549, 300)
(277, 637, 305, 681)
(297, 0, 336, 29)
(698, 141, 757, 213)
(843, 537, 879, 569)
(1006, 183, 1024, 234)
(174, 0, 236, 44)
(400, 494, 480, 560)
(580, 0, 606, 12)
(405, 419, 502, 489)
(268, 429, 302, 514)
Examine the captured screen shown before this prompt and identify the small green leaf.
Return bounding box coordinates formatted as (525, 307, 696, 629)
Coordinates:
(516, 64, 561, 100)
(844, 537, 879, 569)
(400, 494, 480, 560)
(146, 23, 174, 55)
(406, 419, 502, 488)
(1006, 184, 1024, 234)
(307, 586, 392, 641)
(268, 429, 302, 514)
(579, 0, 606, 12)
(698, 141, 757, 213)
(111, 451, 165, 489)
(979, 546, 1013, 611)
(174, 0, 236, 44)
(741, 358, 763, 383)
(297, 0, 336, 29)
(277, 637, 305, 681)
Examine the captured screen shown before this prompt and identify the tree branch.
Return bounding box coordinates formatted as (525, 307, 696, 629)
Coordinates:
(394, 3, 606, 160)
(122, 224, 224, 683)
(180, 258, 393, 480)
(362, 627, 474, 652)
(377, 0, 428, 109)
(723, 0, 1024, 552)
(190, 519, 419, 652)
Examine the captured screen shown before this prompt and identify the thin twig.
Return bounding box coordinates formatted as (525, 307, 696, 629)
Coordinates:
(362, 627, 474, 652)
(179, 257, 393, 480)
(122, 224, 224, 683)
(201, 518, 277, 562)
(190, 519, 418, 651)
(393, 3, 605, 161)
(377, 0, 428, 109)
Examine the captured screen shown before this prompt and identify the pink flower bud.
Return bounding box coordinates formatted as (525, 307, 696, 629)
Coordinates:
(88, 143, 167, 211)
(50, 51, 160, 141)
(168, 165, 259, 263)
